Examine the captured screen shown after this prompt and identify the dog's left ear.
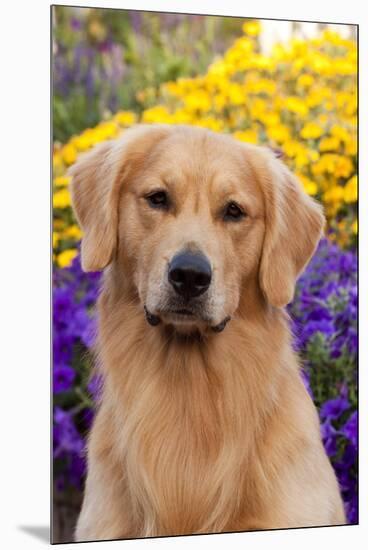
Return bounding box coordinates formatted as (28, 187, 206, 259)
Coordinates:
(251, 149, 325, 308)
(68, 125, 171, 272)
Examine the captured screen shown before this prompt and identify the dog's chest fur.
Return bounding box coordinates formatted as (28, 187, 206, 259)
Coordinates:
(98, 298, 290, 536)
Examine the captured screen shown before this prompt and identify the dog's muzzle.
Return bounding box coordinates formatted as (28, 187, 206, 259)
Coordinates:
(143, 250, 231, 333)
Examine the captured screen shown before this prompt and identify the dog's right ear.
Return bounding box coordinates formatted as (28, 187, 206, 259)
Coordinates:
(68, 125, 170, 272)
(69, 140, 119, 272)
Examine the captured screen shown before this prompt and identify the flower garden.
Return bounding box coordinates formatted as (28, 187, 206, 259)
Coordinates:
(53, 19, 357, 528)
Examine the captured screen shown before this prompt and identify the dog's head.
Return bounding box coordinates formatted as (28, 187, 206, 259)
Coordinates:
(69, 125, 324, 333)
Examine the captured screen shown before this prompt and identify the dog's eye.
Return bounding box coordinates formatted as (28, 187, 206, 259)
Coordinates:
(223, 202, 245, 221)
(146, 191, 169, 209)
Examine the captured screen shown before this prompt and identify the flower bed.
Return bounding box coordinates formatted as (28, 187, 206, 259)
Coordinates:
(53, 23, 357, 527)
(53, 239, 357, 523)
(53, 25, 357, 268)
(288, 239, 357, 523)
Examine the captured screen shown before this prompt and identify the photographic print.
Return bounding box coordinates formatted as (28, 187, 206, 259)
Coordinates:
(52, 6, 358, 544)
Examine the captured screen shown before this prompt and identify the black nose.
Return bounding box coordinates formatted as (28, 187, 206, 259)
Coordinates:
(168, 252, 212, 299)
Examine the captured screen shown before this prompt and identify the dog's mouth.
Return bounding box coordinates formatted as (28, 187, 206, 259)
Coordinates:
(144, 306, 196, 326)
(144, 305, 231, 333)
(163, 309, 197, 326)
(171, 308, 195, 317)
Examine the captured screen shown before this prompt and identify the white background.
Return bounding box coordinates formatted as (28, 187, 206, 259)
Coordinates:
(0, 0, 366, 548)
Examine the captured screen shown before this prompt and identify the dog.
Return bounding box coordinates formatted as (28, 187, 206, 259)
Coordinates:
(69, 124, 346, 541)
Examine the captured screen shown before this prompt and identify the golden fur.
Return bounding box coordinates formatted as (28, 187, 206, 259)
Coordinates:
(69, 124, 346, 541)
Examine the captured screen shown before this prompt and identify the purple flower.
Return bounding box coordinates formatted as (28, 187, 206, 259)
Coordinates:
(53, 238, 357, 514)
(81, 407, 94, 430)
(303, 319, 335, 341)
(69, 453, 86, 489)
(54, 365, 76, 394)
(335, 444, 356, 473)
(346, 492, 358, 524)
(53, 287, 74, 327)
(341, 411, 357, 449)
(320, 396, 350, 421)
(321, 419, 338, 456)
(70, 17, 82, 31)
(53, 407, 83, 457)
(306, 306, 333, 322)
(53, 332, 74, 368)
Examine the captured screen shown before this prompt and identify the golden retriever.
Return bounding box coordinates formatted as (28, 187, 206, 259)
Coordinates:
(69, 124, 346, 542)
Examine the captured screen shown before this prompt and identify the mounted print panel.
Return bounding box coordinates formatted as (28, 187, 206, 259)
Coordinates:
(52, 5, 358, 544)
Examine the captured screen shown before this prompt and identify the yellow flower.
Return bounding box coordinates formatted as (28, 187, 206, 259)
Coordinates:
(291, 38, 308, 56)
(345, 140, 357, 156)
(53, 151, 63, 171)
(242, 20, 261, 37)
(297, 174, 318, 195)
(249, 98, 267, 119)
(207, 59, 230, 79)
(295, 149, 310, 169)
(162, 81, 182, 97)
(249, 79, 276, 95)
(95, 121, 119, 141)
(233, 129, 258, 144)
(345, 96, 357, 116)
(335, 156, 354, 178)
(343, 175, 357, 203)
(251, 55, 274, 70)
(53, 176, 71, 187)
(300, 122, 323, 140)
(319, 137, 340, 152)
(324, 186, 345, 203)
(311, 154, 339, 176)
(311, 54, 332, 75)
(267, 125, 291, 144)
(213, 93, 227, 112)
(259, 112, 280, 127)
(184, 90, 212, 112)
(352, 219, 358, 235)
(297, 74, 314, 88)
(53, 232, 59, 249)
(53, 189, 71, 209)
(283, 97, 309, 117)
(142, 105, 173, 123)
(61, 144, 77, 165)
(52, 27, 357, 248)
(195, 117, 223, 132)
(63, 224, 83, 240)
(322, 30, 344, 45)
(114, 111, 137, 126)
(57, 249, 78, 268)
(283, 140, 302, 158)
(71, 133, 93, 152)
(227, 83, 245, 105)
(171, 109, 193, 124)
(330, 125, 350, 142)
(308, 149, 319, 162)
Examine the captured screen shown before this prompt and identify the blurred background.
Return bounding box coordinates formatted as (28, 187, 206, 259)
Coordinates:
(53, 8, 247, 142)
(52, 6, 357, 543)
